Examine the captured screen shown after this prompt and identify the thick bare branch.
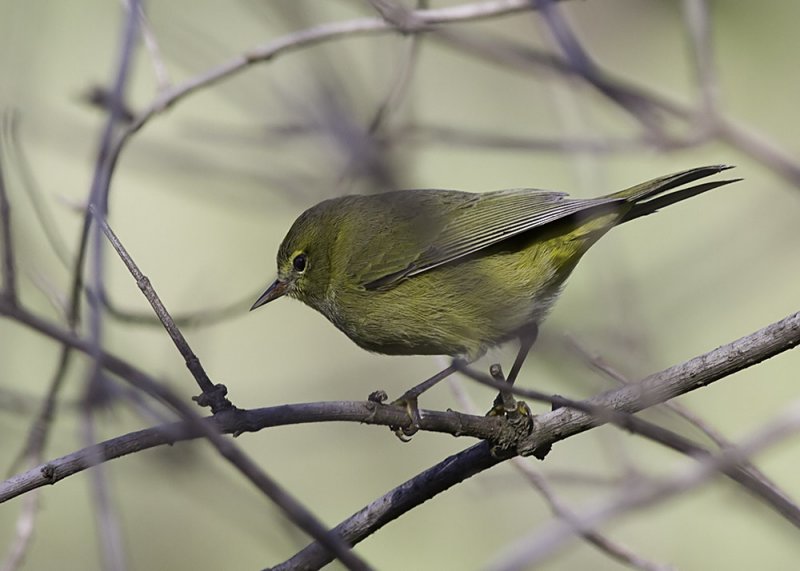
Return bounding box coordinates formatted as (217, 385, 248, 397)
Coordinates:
(487, 404, 800, 571)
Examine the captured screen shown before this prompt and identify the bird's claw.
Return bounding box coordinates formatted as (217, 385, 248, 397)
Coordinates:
(391, 395, 421, 441)
(486, 397, 531, 420)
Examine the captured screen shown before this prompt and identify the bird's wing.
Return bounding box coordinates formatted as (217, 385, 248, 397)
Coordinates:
(360, 188, 619, 290)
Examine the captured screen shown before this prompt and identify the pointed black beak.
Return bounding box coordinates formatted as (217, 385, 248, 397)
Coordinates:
(250, 279, 289, 311)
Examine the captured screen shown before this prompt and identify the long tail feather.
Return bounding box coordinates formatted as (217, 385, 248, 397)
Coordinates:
(621, 177, 742, 223)
(612, 165, 735, 201)
(609, 165, 739, 223)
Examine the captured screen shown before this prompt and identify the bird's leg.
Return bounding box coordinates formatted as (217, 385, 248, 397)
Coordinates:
(507, 325, 539, 387)
(388, 359, 464, 440)
(489, 325, 538, 416)
(488, 363, 515, 415)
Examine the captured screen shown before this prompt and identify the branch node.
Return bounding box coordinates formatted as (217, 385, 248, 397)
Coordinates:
(490, 401, 535, 457)
(445, 408, 468, 437)
(40, 464, 57, 484)
(367, 390, 388, 403)
(192, 383, 234, 414)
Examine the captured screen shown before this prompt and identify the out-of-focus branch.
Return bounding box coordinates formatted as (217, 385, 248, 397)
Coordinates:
(122, 0, 171, 90)
(118, 0, 540, 141)
(2, 113, 71, 266)
(0, 492, 38, 571)
(105, 0, 800, 190)
(456, 363, 800, 524)
(682, 0, 719, 123)
(81, 4, 141, 568)
(509, 458, 673, 571)
(0, 126, 16, 305)
(487, 404, 800, 571)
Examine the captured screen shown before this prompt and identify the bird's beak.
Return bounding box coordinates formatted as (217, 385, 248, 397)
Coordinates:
(250, 279, 289, 311)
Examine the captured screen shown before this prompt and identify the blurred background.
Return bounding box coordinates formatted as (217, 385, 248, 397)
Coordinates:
(1, 1, 799, 569)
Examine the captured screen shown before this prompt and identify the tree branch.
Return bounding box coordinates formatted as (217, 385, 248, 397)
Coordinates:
(0, 301, 371, 571)
(2, 308, 797, 569)
(89, 206, 232, 412)
(487, 404, 800, 571)
(274, 310, 800, 569)
(0, 120, 16, 306)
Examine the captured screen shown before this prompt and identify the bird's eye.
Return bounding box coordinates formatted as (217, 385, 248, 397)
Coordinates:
(292, 253, 307, 273)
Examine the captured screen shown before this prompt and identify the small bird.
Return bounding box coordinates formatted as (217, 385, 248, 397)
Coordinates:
(251, 166, 738, 408)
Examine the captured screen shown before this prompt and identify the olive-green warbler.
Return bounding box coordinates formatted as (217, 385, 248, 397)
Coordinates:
(252, 166, 737, 362)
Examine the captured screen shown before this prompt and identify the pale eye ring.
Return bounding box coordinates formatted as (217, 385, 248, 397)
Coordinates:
(292, 253, 307, 273)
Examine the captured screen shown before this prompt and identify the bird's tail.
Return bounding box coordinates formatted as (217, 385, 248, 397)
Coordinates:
(611, 165, 741, 223)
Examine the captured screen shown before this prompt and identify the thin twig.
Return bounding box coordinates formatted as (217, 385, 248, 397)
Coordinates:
(402, 124, 650, 152)
(124, 0, 538, 132)
(89, 206, 231, 412)
(99, 288, 257, 328)
(534, 0, 663, 135)
(82, 414, 127, 571)
(566, 335, 728, 446)
(2, 113, 72, 266)
(511, 459, 673, 571)
(682, 0, 720, 124)
(0, 489, 39, 571)
(123, 0, 171, 90)
(366, 2, 426, 136)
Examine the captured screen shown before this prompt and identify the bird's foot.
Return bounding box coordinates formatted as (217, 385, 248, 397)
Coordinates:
(380, 362, 463, 441)
(485, 362, 533, 426)
(368, 389, 421, 441)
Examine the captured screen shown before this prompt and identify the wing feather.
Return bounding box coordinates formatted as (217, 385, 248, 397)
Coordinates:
(362, 188, 620, 290)
(357, 166, 734, 290)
